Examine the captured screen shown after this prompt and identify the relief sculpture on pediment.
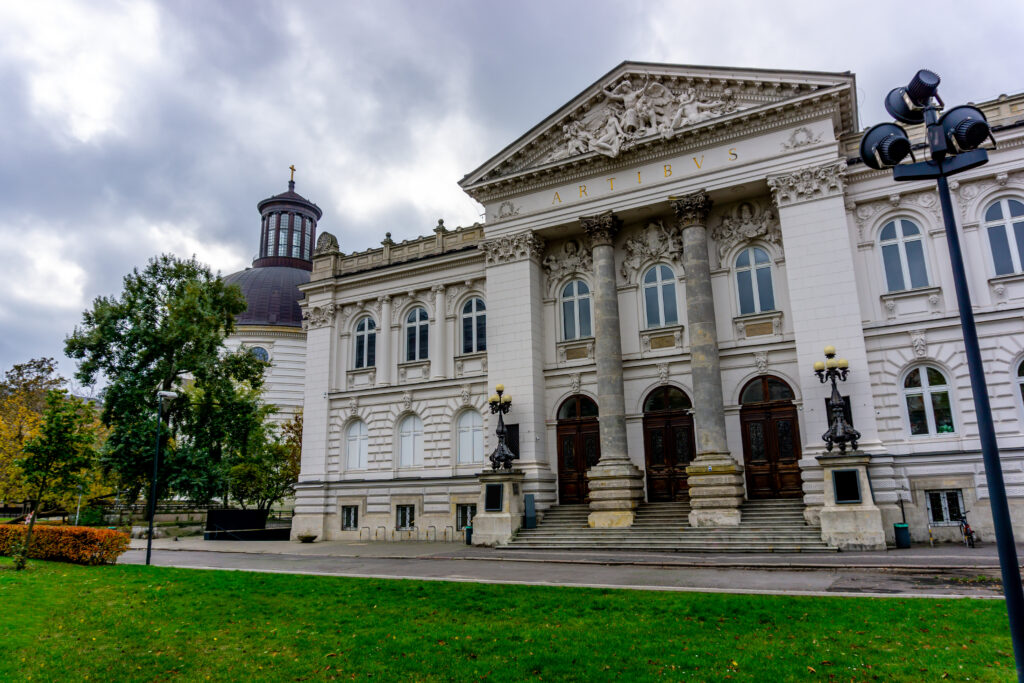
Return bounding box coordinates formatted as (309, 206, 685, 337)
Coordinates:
(545, 74, 742, 162)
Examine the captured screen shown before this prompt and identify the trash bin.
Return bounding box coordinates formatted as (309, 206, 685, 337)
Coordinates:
(893, 523, 911, 549)
(465, 525, 473, 545)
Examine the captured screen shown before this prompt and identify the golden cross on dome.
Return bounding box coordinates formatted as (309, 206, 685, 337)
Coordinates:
(289, 164, 296, 182)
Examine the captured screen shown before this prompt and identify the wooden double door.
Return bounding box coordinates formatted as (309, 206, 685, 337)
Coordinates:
(740, 402, 802, 499)
(556, 420, 600, 504)
(643, 411, 696, 502)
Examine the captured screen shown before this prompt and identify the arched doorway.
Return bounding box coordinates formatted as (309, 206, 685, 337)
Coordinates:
(739, 376, 802, 499)
(556, 395, 600, 504)
(643, 386, 696, 502)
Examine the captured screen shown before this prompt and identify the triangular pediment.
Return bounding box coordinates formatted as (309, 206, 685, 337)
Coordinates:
(460, 61, 857, 197)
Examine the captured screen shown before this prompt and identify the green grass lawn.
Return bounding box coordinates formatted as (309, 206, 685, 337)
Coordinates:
(0, 559, 1015, 681)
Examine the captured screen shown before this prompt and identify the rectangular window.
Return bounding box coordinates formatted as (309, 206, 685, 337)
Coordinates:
(644, 285, 660, 327)
(366, 333, 376, 367)
(396, 504, 415, 530)
(578, 299, 592, 337)
(462, 315, 473, 353)
(737, 270, 755, 314)
(456, 504, 476, 530)
(476, 315, 486, 352)
(562, 301, 576, 339)
(418, 324, 428, 360)
(278, 215, 288, 255)
(926, 489, 964, 525)
(292, 217, 301, 253)
(882, 243, 905, 290)
(406, 324, 416, 361)
(904, 240, 929, 288)
(662, 283, 678, 325)
(342, 505, 359, 530)
(906, 394, 928, 435)
(1016, 221, 1024, 274)
(756, 267, 774, 311)
(355, 335, 365, 369)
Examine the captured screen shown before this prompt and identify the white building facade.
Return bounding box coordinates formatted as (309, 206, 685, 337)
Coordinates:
(292, 62, 1024, 547)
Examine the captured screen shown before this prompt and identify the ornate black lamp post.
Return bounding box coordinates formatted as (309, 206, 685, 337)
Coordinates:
(813, 345, 861, 453)
(487, 384, 516, 471)
(861, 69, 1024, 677)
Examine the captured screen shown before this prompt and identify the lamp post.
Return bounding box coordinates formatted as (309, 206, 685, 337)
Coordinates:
(813, 345, 861, 453)
(861, 69, 1024, 677)
(146, 390, 177, 566)
(487, 384, 516, 471)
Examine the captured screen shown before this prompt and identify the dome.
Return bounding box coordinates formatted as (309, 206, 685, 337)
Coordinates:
(222, 265, 310, 328)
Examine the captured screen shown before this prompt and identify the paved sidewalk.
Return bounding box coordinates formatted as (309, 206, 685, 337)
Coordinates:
(129, 536, 1023, 570)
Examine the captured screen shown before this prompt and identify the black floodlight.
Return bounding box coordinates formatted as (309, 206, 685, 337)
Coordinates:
(884, 69, 942, 124)
(939, 105, 992, 153)
(859, 122, 912, 169)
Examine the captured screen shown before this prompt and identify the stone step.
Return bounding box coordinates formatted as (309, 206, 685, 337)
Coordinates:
(509, 544, 837, 553)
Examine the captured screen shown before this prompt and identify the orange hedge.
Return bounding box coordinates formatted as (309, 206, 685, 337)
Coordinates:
(0, 525, 130, 565)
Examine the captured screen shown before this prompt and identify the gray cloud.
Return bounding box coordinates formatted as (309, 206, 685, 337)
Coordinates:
(0, 0, 1019, 379)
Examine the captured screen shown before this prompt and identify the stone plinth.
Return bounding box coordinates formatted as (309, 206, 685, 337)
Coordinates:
(685, 456, 745, 526)
(471, 470, 526, 546)
(816, 452, 886, 551)
(586, 461, 645, 527)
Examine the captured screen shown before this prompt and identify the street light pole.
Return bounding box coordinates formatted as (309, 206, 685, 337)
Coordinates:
(861, 69, 1024, 679)
(146, 390, 177, 566)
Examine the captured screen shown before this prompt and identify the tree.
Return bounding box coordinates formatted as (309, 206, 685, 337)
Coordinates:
(15, 390, 98, 569)
(228, 411, 302, 510)
(64, 254, 251, 500)
(0, 358, 65, 504)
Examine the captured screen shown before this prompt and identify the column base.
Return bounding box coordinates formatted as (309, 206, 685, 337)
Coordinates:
(685, 454, 744, 527)
(586, 460, 644, 528)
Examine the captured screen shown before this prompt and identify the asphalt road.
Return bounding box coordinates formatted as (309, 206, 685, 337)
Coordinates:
(121, 547, 1009, 599)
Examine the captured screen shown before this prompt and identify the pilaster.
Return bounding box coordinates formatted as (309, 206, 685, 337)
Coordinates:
(767, 161, 888, 519)
(432, 285, 447, 379)
(378, 295, 391, 385)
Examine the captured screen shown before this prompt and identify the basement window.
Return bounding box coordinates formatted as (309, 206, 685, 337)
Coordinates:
(396, 504, 415, 530)
(926, 489, 965, 526)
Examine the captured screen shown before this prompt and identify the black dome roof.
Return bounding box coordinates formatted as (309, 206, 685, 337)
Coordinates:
(222, 266, 309, 328)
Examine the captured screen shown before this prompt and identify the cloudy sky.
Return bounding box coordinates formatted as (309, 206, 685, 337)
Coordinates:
(0, 0, 1021, 383)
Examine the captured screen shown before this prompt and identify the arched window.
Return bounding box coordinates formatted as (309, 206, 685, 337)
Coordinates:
(462, 298, 486, 354)
(346, 420, 368, 469)
(984, 198, 1024, 275)
(735, 247, 775, 315)
(405, 307, 429, 361)
(398, 414, 424, 467)
(456, 410, 484, 463)
(557, 394, 599, 420)
(1018, 360, 1024, 408)
(903, 366, 955, 436)
(561, 280, 592, 341)
(740, 375, 795, 404)
(643, 386, 692, 412)
(879, 218, 929, 292)
(643, 265, 678, 328)
(354, 317, 376, 369)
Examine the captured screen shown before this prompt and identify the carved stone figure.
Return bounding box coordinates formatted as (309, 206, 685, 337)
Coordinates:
(543, 239, 593, 288)
(620, 220, 684, 282)
(768, 162, 847, 207)
(302, 303, 336, 330)
(661, 88, 738, 139)
(314, 231, 339, 255)
(711, 201, 782, 261)
(479, 232, 546, 265)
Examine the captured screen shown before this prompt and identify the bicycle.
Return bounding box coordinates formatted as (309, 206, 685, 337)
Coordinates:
(958, 510, 976, 548)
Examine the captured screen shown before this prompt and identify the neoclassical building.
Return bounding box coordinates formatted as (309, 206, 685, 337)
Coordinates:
(290, 62, 1024, 548)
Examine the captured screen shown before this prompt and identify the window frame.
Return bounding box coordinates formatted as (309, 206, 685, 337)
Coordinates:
(560, 279, 593, 341)
(405, 307, 429, 361)
(456, 503, 476, 530)
(642, 264, 679, 329)
(397, 414, 424, 467)
(925, 489, 965, 526)
(461, 297, 487, 354)
(342, 505, 359, 530)
(878, 217, 930, 293)
(345, 419, 368, 470)
(983, 197, 1024, 276)
(353, 316, 377, 369)
(396, 504, 415, 530)
(734, 246, 776, 315)
(456, 409, 485, 464)
(902, 365, 956, 437)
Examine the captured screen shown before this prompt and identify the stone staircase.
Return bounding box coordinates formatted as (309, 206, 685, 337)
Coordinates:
(506, 498, 836, 553)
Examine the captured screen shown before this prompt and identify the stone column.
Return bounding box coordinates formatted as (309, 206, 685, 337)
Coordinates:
(377, 295, 391, 385)
(580, 211, 644, 528)
(670, 191, 745, 527)
(432, 284, 446, 379)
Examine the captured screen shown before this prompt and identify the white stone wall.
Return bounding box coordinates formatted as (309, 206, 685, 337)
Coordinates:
(224, 327, 306, 423)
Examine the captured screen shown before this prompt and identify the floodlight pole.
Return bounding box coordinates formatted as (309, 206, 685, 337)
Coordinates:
(892, 111, 1024, 675)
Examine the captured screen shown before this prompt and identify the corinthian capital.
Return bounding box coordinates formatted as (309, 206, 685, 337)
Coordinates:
(479, 231, 546, 266)
(579, 210, 621, 247)
(767, 161, 847, 208)
(668, 190, 713, 228)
